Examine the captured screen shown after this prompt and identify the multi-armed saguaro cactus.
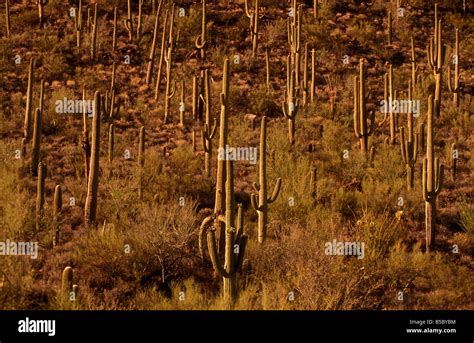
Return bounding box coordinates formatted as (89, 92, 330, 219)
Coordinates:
(163, 5, 176, 123)
(146, 0, 163, 85)
(30, 107, 42, 176)
(53, 185, 62, 247)
(205, 159, 248, 309)
(353, 59, 375, 155)
(422, 95, 444, 252)
(36, 161, 46, 231)
(245, 0, 259, 58)
(201, 69, 217, 177)
(5, 0, 11, 38)
(282, 55, 299, 145)
(24, 58, 34, 144)
(199, 58, 230, 257)
(75, 0, 83, 48)
(124, 0, 133, 43)
(251, 116, 282, 244)
(447, 28, 460, 107)
(138, 126, 145, 200)
(400, 126, 419, 191)
(36, 0, 48, 27)
(426, 4, 445, 117)
(84, 91, 101, 227)
(90, 3, 98, 61)
(195, 0, 207, 60)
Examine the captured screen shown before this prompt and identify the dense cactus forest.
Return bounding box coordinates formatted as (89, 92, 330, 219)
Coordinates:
(0, 0, 472, 310)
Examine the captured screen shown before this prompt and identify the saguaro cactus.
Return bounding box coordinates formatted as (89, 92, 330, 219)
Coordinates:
(251, 116, 282, 244)
(53, 185, 62, 247)
(81, 87, 91, 180)
(136, 0, 144, 42)
(400, 126, 419, 190)
(138, 126, 145, 200)
(288, 1, 302, 85)
(108, 123, 114, 177)
(24, 58, 34, 143)
(146, 0, 163, 85)
(422, 95, 444, 252)
(124, 0, 133, 43)
(447, 29, 460, 107)
(5, 0, 11, 38)
(245, 0, 259, 58)
(112, 7, 117, 51)
(353, 59, 375, 154)
(75, 0, 83, 48)
(84, 91, 101, 227)
(90, 3, 98, 61)
(36, 0, 48, 27)
(310, 48, 316, 105)
(282, 55, 299, 145)
(61, 266, 73, 297)
(30, 107, 42, 176)
(265, 48, 270, 89)
(36, 162, 46, 231)
(201, 69, 217, 177)
(302, 43, 308, 107)
(163, 5, 176, 123)
(205, 159, 248, 308)
(154, 9, 169, 100)
(410, 36, 417, 87)
(450, 143, 457, 182)
(427, 5, 445, 116)
(195, 0, 207, 60)
(387, 63, 397, 144)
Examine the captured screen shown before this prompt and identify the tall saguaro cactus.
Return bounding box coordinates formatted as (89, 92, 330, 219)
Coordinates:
(36, 162, 46, 231)
(81, 87, 91, 180)
(353, 59, 375, 154)
(251, 116, 282, 244)
(245, 0, 259, 58)
(422, 95, 444, 252)
(163, 5, 176, 123)
(282, 55, 299, 145)
(30, 107, 42, 176)
(201, 69, 217, 177)
(410, 36, 417, 87)
(154, 9, 169, 100)
(90, 3, 98, 61)
(53, 185, 62, 247)
(5, 0, 11, 38)
(75, 0, 83, 48)
(146, 0, 163, 85)
(195, 0, 207, 60)
(447, 28, 460, 107)
(400, 126, 419, 190)
(112, 7, 117, 51)
(84, 91, 101, 227)
(124, 0, 133, 43)
(387, 63, 397, 144)
(427, 4, 445, 116)
(136, 0, 144, 42)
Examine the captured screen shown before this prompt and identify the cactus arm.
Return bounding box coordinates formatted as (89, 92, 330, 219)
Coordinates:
(435, 160, 444, 195)
(244, 0, 252, 18)
(168, 80, 176, 98)
(209, 118, 218, 139)
(267, 178, 281, 204)
(251, 193, 260, 211)
(413, 133, 419, 163)
(234, 235, 248, 272)
(195, 34, 206, 49)
(201, 129, 210, 153)
(207, 229, 229, 277)
(252, 182, 260, 192)
(198, 215, 214, 258)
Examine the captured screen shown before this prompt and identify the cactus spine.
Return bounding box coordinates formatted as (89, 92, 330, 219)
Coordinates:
(53, 185, 62, 247)
(31, 107, 42, 176)
(84, 91, 101, 227)
(282, 55, 299, 145)
(422, 95, 444, 252)
(36, 0, 48, 27)
(75, 0, 83, 48)
(201, 69, 217, 177)
(154, 9, 169, 100)
(124, 0, 133, 43)
(36, 162, 46, 231)
(138, 126, 145, 200)
(353, 59, 375, 154)
(447, 29, 460, 107)
(24, 58, 34, 143)
(5, 0, 10, 38)
(90, 3, 98, 61)
(195, 0, 207, 60)
(146, 0, 163, 85)
(427, 4, 445, 116)
(245, 0, 259, 58)
(251, 116, 282, 244)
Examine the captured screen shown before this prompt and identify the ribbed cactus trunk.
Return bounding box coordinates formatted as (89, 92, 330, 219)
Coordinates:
(30, 107, 42, 176)
(24, 58, 34, 143)
(154, 9, 168, 100)
(84, 91, 101, 227)
(36, 162, 46, 231)
(146, 0, 163, 85)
